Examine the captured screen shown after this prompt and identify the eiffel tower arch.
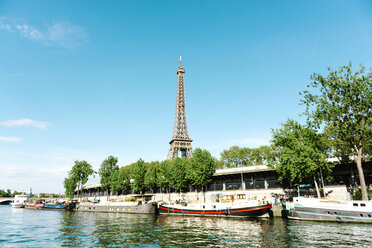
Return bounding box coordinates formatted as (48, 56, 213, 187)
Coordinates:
(167, 57, 193, 160)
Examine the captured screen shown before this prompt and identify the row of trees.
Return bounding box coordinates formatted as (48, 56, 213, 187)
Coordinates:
(99, 148, 215, 196)
(0, 190, 26, 197)
(218, 145, 276, 168)
(64, 148, 216, 198)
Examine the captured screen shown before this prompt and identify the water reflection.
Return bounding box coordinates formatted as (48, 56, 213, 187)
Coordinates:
(156, 216, 292, 247)
(55, 212, 372, 247)
(2, 205, 371, 248)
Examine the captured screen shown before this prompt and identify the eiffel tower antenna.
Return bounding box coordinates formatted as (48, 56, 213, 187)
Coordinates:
(167, 57, 193, 159)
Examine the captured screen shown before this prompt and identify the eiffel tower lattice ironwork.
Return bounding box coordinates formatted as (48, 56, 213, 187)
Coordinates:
(167, 56, 193, 159)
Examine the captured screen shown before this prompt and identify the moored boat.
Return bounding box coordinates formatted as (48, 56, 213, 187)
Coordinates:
(25, 201, 44, 210)
(159, 193, 272, 217)
(42, 202, 68, 210)
(41, 200, 77, 210)
(282, 197, 372, 223)
(11, 194, 30, 208)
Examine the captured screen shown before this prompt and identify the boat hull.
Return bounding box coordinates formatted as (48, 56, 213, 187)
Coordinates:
(282, 202, 372, 223)
(42, 203, 68, 210)
(25, 203, 44, 210)
(159, 204, 272, 217)
(11, 204, 25, 208)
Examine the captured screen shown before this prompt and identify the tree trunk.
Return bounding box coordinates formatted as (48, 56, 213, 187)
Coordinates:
(77, 182, 80, 201)
(314, 176, 321, 198)
(354, 148, 368, 201)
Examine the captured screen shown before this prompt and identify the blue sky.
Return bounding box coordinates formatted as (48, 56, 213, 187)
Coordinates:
(1, 0, 372, 193)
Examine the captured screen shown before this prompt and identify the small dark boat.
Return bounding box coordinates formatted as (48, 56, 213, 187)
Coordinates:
(159, 194, 272, 217)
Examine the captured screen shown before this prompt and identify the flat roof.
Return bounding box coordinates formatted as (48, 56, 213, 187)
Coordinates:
(213, 165, 274, 176)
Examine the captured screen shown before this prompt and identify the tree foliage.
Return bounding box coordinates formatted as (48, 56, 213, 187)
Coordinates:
(70, 160, 95, 200)
(169, 157, 189, 192)
(188, 148, 215, 190)
(144, 164, 158, 192)
(301, 63, 372, 200)
(64, 175, 77, 199)
(157, 160, 171, 191)
(111, 167, 130, 194)
(98, 156, 119, 194)
(131, 159, 147, 193)
(219, 145, 276, 168)
(271, 119, 333, 190)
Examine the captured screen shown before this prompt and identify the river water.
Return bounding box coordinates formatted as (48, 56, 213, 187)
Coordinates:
(1, 205, 372, 247)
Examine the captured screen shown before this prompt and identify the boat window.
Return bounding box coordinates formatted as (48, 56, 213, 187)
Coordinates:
(334, 212, 337, 215)
(327, 211, 331, 215)
(213, 205, 216, 209)
(353, 203, 358, 207)
(361, 203, 366, 207)
(203, 205, 205, 209)
(368, 214, 371, 218)
(237, 194, 246, 199)
(360, 214, 363, 217)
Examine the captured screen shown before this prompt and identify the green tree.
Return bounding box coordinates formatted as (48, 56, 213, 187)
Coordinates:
(219, 145, 276, 168)
(169, 158, 189, 192)
(131, 159, 147, 194)
(271, 119, 333, 197)
(189, 148, 215, 191)
(220, 146, 251, 167)
(0, 190, 10, 197)
(99, 155, 119, 199)
(64, 175, 77, 199)
(111, 167, 130, 194)
(157, 160, 171, 192)
(70, 160, 95, 200)
(301, 63, 372, 200)
(144, 164, 158, 193)
(322, 123, 352, 163)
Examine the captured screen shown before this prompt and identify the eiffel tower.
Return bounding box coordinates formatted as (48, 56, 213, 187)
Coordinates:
(167, 56, 193, 159)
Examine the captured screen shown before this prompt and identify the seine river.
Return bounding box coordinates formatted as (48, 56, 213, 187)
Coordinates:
(1, 205, 372, 247)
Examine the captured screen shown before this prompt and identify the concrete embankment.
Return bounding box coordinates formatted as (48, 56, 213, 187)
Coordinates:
(76, 202, 157, 214)
(271, 205, 283, 217)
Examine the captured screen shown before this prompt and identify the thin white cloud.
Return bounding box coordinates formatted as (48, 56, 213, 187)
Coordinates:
(0, 137, 23, 143)
(0, 16, 87, 48)
(227, 137, 270, 148)
(0, 118, 52, 130)
(47, 22, 87, 48)
(0, 152, 7, 156)
(15, 24, 43, 41)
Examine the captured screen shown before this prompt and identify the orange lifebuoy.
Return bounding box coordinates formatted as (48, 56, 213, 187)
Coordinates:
(258, 200, 261, 205)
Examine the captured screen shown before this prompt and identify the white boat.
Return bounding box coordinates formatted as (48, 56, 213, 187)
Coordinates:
(11, 194, 30, 208)
(159, 193, 272, 217)
(282, 197, 372, 223)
